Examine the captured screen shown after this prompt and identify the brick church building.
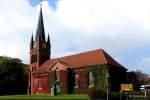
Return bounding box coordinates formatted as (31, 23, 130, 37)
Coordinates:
(29, 4, 127, 94)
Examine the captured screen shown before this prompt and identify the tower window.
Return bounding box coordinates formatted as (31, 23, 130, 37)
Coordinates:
(31, 54, 37, 63)
(32, 66, 33, 72)
(34, 55, 35, 62)
(32, 55, 34, 63)
(32, 66, 36, 72)
(35, 54, 37, 62)
(31, 55, 34, 63)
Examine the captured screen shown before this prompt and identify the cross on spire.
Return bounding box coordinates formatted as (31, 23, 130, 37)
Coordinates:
(40, 0, 42, 8)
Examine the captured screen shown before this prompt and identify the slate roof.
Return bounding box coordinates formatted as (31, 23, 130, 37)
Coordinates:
(35, 6, 45, 41)
(33, 49, 127, 74)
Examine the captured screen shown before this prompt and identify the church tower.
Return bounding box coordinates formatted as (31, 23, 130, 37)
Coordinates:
(30, 4, 51, 72)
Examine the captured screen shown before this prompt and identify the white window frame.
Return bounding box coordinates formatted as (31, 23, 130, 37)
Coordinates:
(89, 72, 94, 88)
(56, 70, 60, 81)
(74, 74, 79, 88)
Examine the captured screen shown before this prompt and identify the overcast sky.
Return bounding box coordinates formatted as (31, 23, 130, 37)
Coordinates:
(1, 0, 150, 74)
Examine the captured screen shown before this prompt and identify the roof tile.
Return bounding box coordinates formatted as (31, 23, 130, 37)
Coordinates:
(33, 49, 127, 74)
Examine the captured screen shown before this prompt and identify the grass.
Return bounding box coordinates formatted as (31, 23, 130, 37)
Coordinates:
(0, 94, 89, 99)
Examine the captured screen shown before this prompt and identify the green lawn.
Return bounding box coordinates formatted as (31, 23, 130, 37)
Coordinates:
(0, 94, 89, 99)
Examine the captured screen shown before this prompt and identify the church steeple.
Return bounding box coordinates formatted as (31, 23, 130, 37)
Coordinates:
(29, 0, 51, 94)
(30, 0, 51, 71)
(35, 3, 45, 42)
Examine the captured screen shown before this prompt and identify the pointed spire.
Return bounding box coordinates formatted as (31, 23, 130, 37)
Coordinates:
(35, 1, 46, 42)
(30, 33, 34, 49)
(31, 33, 34, 42)
(47, 34, 51, 47)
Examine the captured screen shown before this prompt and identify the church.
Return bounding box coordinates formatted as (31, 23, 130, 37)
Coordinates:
(29, 4, 127, 94)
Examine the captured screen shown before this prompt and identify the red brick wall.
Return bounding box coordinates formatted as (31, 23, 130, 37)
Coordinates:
(33, 77, 38, 94)
(41, 76, 49, 93)
(60, 70, 68, 93)
(73, 69, 97, 94)
(50, 62, 68, 94)
(33, 74, 49, 94)
(75, 69, 89, 93)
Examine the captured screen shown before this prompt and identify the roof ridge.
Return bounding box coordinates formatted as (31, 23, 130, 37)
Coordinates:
(34, 48, 127, 75)
(100, 49, 108, 64)
(55, 48, 102, 59)
(102, 50, 127, 70)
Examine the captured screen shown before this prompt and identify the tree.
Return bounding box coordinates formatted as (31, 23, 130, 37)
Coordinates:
(135, 70, 150, 86)
(127, 70, 150, 91)
(0, 56, 28, 95)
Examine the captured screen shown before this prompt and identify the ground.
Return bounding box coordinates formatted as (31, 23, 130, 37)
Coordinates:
(0, 94, 89, 99)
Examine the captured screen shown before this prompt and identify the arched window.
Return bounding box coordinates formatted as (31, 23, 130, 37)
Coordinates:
(32, 66, 34, 72)
(35, 54, 37, 62)
(56, 71, 60, 81)
(34, 54, 37, 62)
(89, 72, 94, 87)
(74, 73, 79, 88)
(33, 55, 34, 63)
(38, 78, 42, 89)
(31, 55, 34, 63)
(32, 66, 36, 72)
